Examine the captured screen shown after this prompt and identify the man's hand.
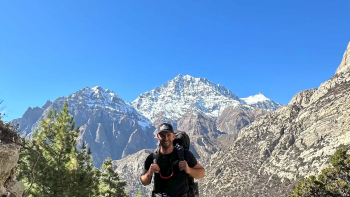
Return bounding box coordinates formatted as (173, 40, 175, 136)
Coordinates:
(179, 160, 189, 173)
(140, 163, 160, 186)
(149, 163, 160, 174)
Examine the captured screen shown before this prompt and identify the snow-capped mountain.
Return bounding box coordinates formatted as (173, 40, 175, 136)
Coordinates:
(67, 86, 151, 129)
(131, 74, 281, 123)
(73, 86, 133, 113)
(241, 92, 281, 111)
(12, 86, 155, 167)
(12, 76, 281, 167)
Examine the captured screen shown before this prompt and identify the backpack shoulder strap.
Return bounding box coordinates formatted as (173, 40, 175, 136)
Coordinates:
(152, 147, 161, 193)
(153, 147, 160, 164)
(175, 144, 185, 161)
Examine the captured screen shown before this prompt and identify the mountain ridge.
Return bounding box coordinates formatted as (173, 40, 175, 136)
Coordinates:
(132, 74, 281, 123)
(11, 74, 282, 168)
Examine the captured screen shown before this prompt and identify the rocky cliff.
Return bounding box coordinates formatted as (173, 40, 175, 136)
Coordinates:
(0, 121, 25, 197)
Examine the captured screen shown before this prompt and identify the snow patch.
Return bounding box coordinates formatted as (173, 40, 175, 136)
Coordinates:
(241, 93, 270, 105)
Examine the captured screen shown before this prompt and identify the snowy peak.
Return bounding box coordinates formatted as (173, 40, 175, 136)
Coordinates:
(132, 75, 248, 122)
(82, 86, 122, 101)
(67, 86, 133, 114)
(73, 86, 151, 128)
(241, 93, 281, 111)
(137, 74, 239, 101)
(241, 93, 269, 104)
(169, 74, 239, 100)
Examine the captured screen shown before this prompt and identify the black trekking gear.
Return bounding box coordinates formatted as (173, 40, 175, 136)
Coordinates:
(152, 130, 199, 197)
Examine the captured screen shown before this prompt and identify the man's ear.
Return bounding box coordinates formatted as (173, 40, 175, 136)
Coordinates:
(157, 134, 160, 140)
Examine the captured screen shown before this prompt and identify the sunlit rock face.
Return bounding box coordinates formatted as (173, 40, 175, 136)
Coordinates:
(0, 123, 25, 197)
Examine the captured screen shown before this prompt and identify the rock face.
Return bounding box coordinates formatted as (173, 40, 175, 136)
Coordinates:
(288, 88, 317, 107)
(336, 42, 350, 74)
(0, 122, 25, 197)
(216, 105, 267, 140)
(200, 42, 350, 197)
(113, 149, 154, 197)
(177, 111, 222, 138)
(76, 107, 156, 167)
(11, 100, 52, 138)
(0, 144, 24, 197)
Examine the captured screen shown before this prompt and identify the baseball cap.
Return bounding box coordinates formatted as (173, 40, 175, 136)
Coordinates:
(157, 123, 174, 134)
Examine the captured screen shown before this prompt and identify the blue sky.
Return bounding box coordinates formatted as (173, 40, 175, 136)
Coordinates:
(1, 0, 349, 121)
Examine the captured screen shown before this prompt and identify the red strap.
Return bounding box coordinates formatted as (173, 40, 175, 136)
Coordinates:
(159, 171, 174, 179)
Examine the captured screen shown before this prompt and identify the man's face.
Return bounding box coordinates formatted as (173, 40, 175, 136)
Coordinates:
(157, 131, 175, 149)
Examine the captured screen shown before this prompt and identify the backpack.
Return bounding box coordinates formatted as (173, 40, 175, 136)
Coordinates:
(153, 130, 199, 197)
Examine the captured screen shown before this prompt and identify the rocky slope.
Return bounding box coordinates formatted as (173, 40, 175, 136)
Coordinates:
(200, 42, 350, 197)
(113, 149, 154, 197)
(216, 105, 267, 140)
(0, 121, 25, 197)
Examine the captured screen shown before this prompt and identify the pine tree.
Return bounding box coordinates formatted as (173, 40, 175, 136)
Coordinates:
(100, 157, 127, 197)
(17, 101, 98, 197)
(69, 142, 100, 196)
(289, 147, 350, 197)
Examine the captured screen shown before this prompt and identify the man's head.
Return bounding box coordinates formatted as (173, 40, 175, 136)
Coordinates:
(157, 123, 175, 149)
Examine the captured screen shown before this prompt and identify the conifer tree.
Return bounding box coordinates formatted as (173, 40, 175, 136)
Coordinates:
(100, 157, 127, 197)
(289, 147, 350, 197)
(69, 141, 100, 196)
(17, 101, 98, 197)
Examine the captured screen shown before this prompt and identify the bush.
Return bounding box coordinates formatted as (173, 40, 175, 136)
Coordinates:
(289, 147, 350, 197)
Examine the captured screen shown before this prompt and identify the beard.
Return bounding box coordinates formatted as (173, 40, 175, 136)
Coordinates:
(160, 139, 172, 150)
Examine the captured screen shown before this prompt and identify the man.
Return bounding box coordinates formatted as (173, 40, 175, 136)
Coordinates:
(140, 123, 205, 197)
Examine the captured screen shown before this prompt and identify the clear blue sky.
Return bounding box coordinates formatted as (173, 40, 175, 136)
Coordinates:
(1, 0, 349, 121)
